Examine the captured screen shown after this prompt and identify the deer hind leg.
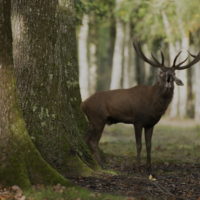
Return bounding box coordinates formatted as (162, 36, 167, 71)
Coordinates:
(144, 126, 154, 174)
(86, 121, 105, 164)
(134, 124, 143, 168)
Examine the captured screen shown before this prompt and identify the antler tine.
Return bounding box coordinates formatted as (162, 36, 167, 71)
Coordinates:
(172, 51, 182, 67)
(151, 51, 165, 65)
(151, 53, 160, 65)
(133, 42, 165, 69)
(173, 56, 188, 69)
(133, 42, 157, 67)
(161, 51, 165, 65)
(175, 52, 200, 70)
(188, 51, 196, 58)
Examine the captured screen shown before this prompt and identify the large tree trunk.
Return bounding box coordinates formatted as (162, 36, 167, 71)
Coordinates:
(0, 70, 70, 188)
(110, 0, 124, 89)
(0, 0, 69, 187)
(11, 0, 96, 177)
(78, 14, 90, 100)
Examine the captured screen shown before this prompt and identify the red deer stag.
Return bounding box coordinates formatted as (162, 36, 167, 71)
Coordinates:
(81, 42, 200, 173)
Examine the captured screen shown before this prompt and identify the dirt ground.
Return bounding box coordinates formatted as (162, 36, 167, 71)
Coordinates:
(70, 121, 200, 200)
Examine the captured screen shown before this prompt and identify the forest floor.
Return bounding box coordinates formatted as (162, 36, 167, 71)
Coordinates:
(1, 119, 200, 200)
(71, 119, 200, 200)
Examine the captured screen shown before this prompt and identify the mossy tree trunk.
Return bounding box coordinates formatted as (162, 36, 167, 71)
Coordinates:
(0, 0, 70, 188)
(11, 0, 97, 176)
(0, 0, 98, 187)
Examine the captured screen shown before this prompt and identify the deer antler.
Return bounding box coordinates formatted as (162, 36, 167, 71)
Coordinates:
(172, 51, 200, 70)
(133, 42, 168, 70)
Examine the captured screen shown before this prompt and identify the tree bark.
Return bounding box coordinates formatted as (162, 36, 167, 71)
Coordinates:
(0, 0, 69, 187)
(11, 0, 96, 177)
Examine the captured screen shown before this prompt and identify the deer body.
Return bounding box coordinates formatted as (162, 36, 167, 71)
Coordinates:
(81, 43, 200, 173)
(82, 83, 173, 128)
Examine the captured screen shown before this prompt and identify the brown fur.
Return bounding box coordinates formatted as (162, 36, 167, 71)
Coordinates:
(81, 81, 174, 172)
(82, 84, 173, 127)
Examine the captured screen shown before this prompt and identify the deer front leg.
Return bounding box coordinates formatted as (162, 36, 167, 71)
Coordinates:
(134, 124, 143, 168)
(144, 126, 154, 174)
(86, 122, 105, 165)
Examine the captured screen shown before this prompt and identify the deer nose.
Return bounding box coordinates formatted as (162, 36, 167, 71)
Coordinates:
(166, 75, 171, 82)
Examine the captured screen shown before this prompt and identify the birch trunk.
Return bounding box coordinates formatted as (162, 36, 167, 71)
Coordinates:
(177, 35, 189, 118)
(123, 23, 130, 88)
(78, 14, 89, 100)
(192, 44, 200, 121)
(129, 40, 137, 86)
(169, 42, 180, 118)
(194, 64, 200, 121)
(176, 7, 189, 117)
(89, 42, 97, 94)
(110, 0, 124, 89)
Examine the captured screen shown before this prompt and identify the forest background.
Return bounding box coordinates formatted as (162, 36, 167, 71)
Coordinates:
(77, 0, 200, 121)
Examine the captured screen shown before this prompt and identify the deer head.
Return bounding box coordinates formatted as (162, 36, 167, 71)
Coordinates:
(133, 42, 200, 89)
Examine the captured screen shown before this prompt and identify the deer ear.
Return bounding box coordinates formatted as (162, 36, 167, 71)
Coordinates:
(174, 76, 184, 86)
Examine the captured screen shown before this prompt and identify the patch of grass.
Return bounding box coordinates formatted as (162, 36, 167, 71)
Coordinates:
(25, 185, 127, 200)
(100, 122, 200, 165)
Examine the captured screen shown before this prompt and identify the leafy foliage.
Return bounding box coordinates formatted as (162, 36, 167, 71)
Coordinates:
(75, 0, 115, 23)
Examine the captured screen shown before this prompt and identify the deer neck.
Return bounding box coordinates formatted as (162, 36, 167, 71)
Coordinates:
(154, 81, 174, 100)
(150, 82, 174, 117)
